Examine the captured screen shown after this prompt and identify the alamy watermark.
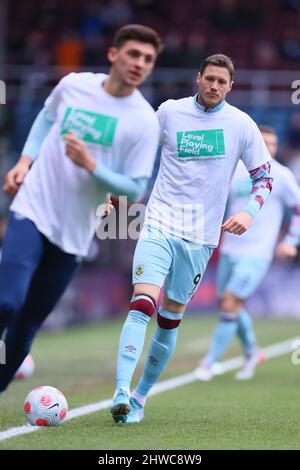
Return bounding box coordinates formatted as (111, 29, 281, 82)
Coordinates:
(95, 196, 205, 250)
(0, 80, 6, 104)
(291, 80, 300, 105)
(0, 340, 6, 364)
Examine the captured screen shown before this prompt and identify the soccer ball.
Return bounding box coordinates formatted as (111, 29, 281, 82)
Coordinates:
(24, 386, 68, 426)
(15, 355, 35, 380)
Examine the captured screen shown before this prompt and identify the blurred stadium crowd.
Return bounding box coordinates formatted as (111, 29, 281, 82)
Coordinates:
(7, 0, 300, 70)
(1, 0, 300, 326)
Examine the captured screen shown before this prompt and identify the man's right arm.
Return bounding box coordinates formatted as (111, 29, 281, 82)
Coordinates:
(3, 107, 54, 196)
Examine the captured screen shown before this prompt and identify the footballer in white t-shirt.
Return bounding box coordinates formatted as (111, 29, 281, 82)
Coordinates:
(0, 25, 163, 394)
(112, 54, 273, 424)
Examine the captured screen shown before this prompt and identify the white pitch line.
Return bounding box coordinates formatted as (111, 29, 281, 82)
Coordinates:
(0, 336, 298, 443)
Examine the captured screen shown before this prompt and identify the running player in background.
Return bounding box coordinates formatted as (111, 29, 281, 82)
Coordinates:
(195, 126, 300, 381)
(0, 24, 163, 393)
(111, 54, 273, 424)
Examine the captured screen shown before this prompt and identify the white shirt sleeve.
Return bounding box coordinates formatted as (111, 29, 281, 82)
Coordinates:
(240, 117, 272, 171)
(44, 73, 74, 121)
(122, 115, 160, 179)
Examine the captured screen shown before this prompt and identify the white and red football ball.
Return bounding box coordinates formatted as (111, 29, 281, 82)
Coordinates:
(24, 386, 68, 426)
(15, 355, 35, 380)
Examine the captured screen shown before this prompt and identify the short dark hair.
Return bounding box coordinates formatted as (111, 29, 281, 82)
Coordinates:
(258, 125, 277, 136)
(200, 54, 235, 81)
(113, 24, 164, 55)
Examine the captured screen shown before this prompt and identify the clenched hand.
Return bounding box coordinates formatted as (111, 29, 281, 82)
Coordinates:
(3, 156, 33, 196)
(222, 211, 253, 235)
(63, 133, 96, 173)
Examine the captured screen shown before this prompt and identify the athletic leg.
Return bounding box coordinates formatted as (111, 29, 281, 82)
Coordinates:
(112, 225, 172, 423)
(0, 239, 79, 391)
(0, 212, 44, 337)
(127, 239, 213, 422)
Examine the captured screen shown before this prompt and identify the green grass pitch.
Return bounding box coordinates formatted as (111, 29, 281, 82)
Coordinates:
(0, 315, 300, 450)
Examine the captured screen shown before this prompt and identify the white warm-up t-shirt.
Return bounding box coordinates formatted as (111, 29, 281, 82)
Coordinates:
(11, 73, 159, 255)
(145, 96, 271, 246)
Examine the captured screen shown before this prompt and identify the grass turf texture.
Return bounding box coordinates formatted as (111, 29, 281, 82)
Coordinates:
(0, 315, 299, 449)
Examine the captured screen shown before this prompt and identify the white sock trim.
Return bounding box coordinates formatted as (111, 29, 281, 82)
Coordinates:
(131, 390, 147, 407)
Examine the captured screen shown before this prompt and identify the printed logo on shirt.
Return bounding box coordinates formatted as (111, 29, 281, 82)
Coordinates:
(61, 107, 118, 147)
(177, 129, 225, 160)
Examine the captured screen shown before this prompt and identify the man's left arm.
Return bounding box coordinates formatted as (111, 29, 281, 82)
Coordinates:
(63, 133, 148, 203)
(222, 161, 273, 234)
